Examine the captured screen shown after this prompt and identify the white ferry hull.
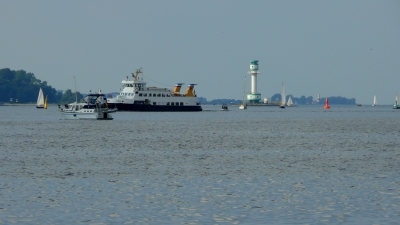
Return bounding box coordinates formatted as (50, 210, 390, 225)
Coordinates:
(108, 103, 202, 112)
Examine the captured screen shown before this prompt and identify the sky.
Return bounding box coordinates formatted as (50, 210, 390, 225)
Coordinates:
(1, 0, 399, 104)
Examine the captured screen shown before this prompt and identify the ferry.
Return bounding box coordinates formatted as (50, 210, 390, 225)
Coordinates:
(107, 68, 202, 111)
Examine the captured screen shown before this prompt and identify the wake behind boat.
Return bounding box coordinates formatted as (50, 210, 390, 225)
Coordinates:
(107, 68, 202, 112)
(58, 93, 117, 120)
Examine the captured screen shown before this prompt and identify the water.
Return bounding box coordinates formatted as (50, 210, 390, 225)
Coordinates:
(1, 105, 399, 224)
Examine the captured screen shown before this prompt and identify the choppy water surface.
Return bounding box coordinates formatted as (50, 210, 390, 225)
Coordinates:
(1, 105, 399, 224)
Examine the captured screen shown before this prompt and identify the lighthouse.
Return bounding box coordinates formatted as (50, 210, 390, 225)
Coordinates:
(247, 60, 261, 103)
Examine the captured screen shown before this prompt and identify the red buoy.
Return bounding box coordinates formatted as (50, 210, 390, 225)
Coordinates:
(324, 98, 330, 109)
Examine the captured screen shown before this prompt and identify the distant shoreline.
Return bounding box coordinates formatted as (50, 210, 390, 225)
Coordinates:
(0, 103, 56, 106)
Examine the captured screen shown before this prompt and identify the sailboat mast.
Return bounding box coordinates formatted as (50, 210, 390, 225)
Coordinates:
(243, 76, 246, 104)
(74, 76, 77, 103)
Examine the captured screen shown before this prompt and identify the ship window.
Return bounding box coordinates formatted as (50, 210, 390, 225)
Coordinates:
(153, 102, 156, 105)
(180, 102, 183, 106)
(152, 94, 156, 97)
(171, 102, 174, 106)
(144, 93, 147, 97)
(139, 93, 142, 96)
(176, 102, 179, 106)
(167, 102, 170, 105)
(157, 94, 161, 97)
(167, 94, 170, 97)
(162, 94, 165, 97)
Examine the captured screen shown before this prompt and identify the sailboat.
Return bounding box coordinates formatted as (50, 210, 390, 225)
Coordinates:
(372, 95, 377, 106)
(286, 96, 295, 107)
(279, 82, 286, 108)
(393, 92, 400, 109)
(44, 95, 48, 109)
(36, 88, 45, 108)
(239, 76, 247, 109)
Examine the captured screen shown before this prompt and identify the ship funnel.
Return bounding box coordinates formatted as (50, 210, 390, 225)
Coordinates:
(185, 84, 197, 97)
(173, 83, 185, 94)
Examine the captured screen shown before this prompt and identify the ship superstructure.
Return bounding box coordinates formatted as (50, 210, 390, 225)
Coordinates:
(107, 68, 202, 111)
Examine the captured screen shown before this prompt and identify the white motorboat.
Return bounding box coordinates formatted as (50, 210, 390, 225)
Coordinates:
(58, 93, 117, 120)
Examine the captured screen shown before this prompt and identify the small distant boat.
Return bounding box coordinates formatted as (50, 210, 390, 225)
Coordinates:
(44, 95, 48, 109)
(239, 76, 247, 110)
(36, 88, 45, 108)
(286, 96, 296, 107)
(356, 103, 362, 107)
(221, 104, 229, 111)
(372, 95, 377, 106)
(279, 82, 285, 108)
(393, 92, 400, 109)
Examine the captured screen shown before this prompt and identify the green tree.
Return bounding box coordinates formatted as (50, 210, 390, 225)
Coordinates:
(0, 68, 61, 103)
(59, 89, 83, 104)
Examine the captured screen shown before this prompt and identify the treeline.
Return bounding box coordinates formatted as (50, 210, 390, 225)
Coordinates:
(270, 93, 356, 105)
(0, 68, 83, 104)
(316, 96, 356, 105)
(271, 93, 314, 105)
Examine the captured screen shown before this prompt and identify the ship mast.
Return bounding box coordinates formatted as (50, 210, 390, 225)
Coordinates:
(132, 67, 143, 81)
(74, 76, 77, 103)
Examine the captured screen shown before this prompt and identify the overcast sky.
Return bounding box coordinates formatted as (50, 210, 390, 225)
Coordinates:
(1, 0, 399, 104)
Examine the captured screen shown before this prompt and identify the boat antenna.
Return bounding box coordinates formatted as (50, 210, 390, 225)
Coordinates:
(74, 76, 77, 103)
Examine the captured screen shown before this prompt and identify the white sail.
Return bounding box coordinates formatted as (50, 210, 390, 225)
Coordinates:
(239, 76, 247, 109)
(287, 96, 293, 106)
(281, 82, 286, 106)
(372, 95, 376, 106)
(36, 88, 44, 108)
